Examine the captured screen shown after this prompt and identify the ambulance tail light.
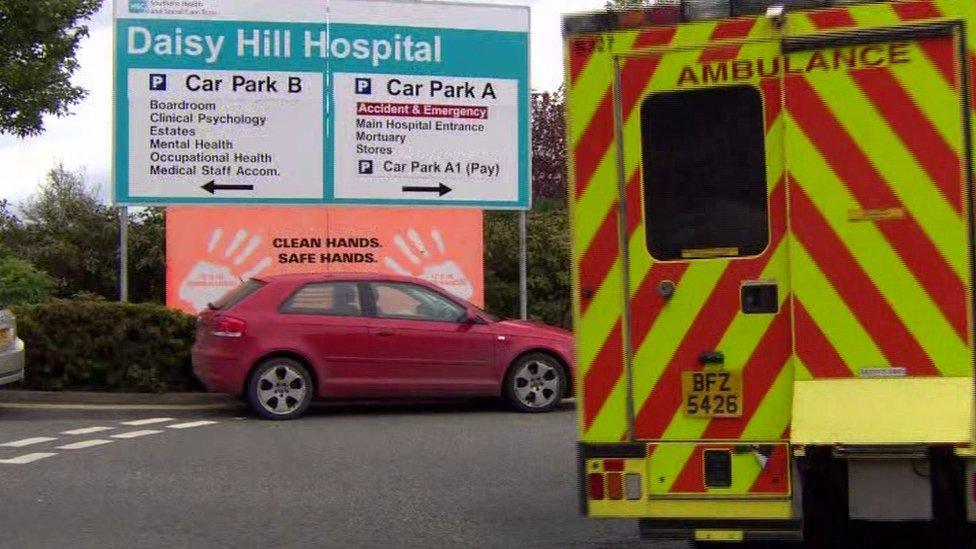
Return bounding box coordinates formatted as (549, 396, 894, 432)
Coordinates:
(607, 473, 624, 500)
(614, 4, 682, 27)
(625, 473, 643, 500)
(588, 473, 605, 500)
(211, 315, 246, 338)
(565, 0, 892, 34)
(588, 460, 643, 501)
(730, 0, 832, 17)
(563, 4, 680, 35)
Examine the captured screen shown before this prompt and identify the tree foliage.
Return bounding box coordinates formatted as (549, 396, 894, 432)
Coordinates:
(0, 0, 103, 137)
(0, 198, 20, 255)
(532, 89, 567, 201)
(2, 165, 164, 303)
(484, 206, 571, 328)
(128, 207, 166, 304)
(0, 256, 55, 307)
(16, 165, 119, 298)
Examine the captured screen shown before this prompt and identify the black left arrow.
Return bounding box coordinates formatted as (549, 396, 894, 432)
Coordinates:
(201, 180, 254, 194)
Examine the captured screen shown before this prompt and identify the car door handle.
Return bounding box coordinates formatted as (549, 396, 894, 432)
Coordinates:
(376, 329, 395, 337)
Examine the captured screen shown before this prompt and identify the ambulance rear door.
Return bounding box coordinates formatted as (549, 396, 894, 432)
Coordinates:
(619, 28, 793, 497)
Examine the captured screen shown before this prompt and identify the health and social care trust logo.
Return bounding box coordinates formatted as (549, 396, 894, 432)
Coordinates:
(129, 0, 149, 13)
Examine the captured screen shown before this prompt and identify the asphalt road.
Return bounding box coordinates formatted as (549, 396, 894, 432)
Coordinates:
(0, 399, 687, 549)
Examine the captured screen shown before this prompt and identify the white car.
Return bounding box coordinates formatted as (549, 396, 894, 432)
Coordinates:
(0, 310, 25, 386)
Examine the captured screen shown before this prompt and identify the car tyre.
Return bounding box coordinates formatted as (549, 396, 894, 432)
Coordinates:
(504, 353, 565, 413)
(247, 358, 313, 420)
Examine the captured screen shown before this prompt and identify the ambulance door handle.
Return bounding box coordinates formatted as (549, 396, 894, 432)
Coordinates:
(699, 351, 724, 365)
(656, 280, 676, 300)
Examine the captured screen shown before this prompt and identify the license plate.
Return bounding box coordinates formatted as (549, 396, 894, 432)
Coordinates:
(681, 370, 743, 418)
(0, 327, 10, 347)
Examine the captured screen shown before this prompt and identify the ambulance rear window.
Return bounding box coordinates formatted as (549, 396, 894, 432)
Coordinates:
(640, 85, 768, 261)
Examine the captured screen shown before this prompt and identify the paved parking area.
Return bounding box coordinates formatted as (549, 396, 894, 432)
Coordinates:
(0, 400, 683, 548)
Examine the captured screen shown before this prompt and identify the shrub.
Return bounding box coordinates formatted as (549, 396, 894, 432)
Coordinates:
(0, 256, 55, 307)
(10, 299, 200, 392)
(484, 206, 571, 328)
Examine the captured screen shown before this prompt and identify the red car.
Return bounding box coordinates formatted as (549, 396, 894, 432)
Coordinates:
(192, 273, 574, 419)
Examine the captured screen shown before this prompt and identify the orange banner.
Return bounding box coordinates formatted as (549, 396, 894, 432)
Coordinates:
(166, 207, 484, 314)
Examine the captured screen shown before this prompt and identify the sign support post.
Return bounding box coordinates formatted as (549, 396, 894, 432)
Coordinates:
(119, 205, 129, 302)
(519, 210, 527, 320)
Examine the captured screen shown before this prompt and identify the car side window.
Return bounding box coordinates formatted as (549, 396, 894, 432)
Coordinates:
(280, 282, 362, 316)
(370, 283, 466, 323)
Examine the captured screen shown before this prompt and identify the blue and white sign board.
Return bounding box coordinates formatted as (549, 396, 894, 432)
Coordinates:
(114, 0, 530, 208)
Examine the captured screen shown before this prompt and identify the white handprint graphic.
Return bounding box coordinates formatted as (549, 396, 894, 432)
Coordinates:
(384, 228, 474, 300)
(178, 227, 273, 312)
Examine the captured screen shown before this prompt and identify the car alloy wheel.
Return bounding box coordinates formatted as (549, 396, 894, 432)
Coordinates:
(510, 356, 562, 411)
(248, 359, 313, 420)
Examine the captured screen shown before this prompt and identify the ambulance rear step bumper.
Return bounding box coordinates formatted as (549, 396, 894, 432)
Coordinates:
(638, 518, 802, 542)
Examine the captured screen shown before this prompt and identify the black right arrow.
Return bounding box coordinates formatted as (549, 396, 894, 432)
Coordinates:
(401, 183, 452, 197)
(201, 180, 254, 194)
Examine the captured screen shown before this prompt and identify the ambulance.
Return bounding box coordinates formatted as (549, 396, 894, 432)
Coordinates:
(564, 0, 976, 543)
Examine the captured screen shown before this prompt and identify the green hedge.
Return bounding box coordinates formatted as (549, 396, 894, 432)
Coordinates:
(10, 299, 200, 392)
(484, 207, 571, 328)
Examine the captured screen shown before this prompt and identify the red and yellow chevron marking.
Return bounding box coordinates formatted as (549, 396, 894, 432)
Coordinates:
(570, 17, 787, 443)
(620, 31, 791, 447)
(647, 442, 790, 496)
(785, 26, 971, 381)
(568, 0, 976, 466)
(568, 24, 690, 440)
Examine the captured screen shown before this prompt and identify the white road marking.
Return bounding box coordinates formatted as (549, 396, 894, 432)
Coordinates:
(167, 420, 218, 429)
(0, 403, 237, 411)
(111, 430, 163, 439)
(0, 453, 58, 464)
(61, 426, 114, 435)
(120, 417, 174, 426)
(57, 439, 113, 450)
(1, 437, 57, 448)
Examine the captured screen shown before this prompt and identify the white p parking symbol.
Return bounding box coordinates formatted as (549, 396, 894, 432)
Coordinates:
(355, 78, 372, 95)
(149, 73, 167, 91)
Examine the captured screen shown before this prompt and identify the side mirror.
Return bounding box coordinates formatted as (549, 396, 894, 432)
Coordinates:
(464, 311, 486, 325)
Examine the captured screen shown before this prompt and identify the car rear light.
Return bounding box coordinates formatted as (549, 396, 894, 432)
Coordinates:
(211, 316, 246, 338)
(588, 473, 605, 500)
